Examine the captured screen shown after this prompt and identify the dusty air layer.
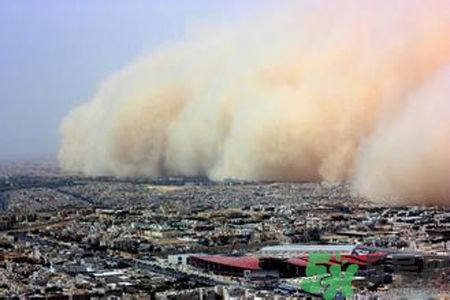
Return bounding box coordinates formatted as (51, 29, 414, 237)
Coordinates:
(59, 1, 450, 205)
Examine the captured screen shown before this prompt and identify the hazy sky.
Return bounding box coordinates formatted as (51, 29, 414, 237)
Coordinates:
(0, 0, 262, 162)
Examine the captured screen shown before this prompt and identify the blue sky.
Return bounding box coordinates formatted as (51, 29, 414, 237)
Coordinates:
(0, 0, 263, 161)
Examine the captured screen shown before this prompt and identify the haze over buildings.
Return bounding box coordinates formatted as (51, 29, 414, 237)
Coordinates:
(3, 2, 450, 298)
(59, 1, 450, 205)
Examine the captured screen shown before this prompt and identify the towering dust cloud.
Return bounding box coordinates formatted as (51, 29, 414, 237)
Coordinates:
(59, 1, 450, 205)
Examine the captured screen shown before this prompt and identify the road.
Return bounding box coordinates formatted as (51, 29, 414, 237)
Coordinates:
(0, 217, 78, 233)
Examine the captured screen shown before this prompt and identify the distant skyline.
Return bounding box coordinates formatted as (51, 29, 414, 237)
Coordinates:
(0, 0, 264, 162)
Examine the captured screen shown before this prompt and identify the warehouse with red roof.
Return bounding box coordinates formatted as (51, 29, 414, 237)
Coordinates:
(188, 252, 386, 278)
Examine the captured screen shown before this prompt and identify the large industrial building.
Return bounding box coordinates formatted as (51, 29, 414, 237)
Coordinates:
(188, 251, 386, 279)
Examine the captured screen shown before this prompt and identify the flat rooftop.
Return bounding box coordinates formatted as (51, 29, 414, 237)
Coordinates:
(260, 244, 357, 254)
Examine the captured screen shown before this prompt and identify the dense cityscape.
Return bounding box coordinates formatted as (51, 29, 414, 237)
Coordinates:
(3, 1, 450, 299)
(0, 164, 449, 299)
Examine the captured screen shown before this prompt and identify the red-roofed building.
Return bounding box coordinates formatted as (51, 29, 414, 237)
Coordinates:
(189, 255, 260, 276)
(189, 252, 387, 278)
(190, 255, 308, 278)
(286, 257, 308, 267)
